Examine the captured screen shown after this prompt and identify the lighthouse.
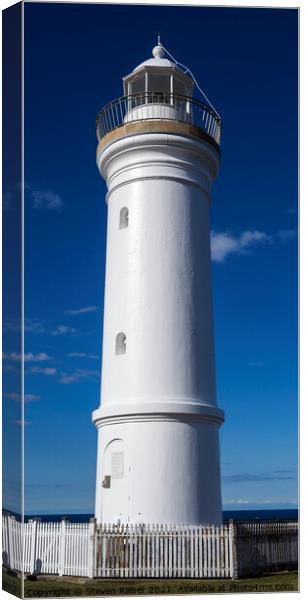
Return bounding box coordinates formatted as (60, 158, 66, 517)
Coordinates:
(93, 41, 224, 526)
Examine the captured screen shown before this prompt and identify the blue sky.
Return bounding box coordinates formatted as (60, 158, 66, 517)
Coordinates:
(3, 3, 298, 514)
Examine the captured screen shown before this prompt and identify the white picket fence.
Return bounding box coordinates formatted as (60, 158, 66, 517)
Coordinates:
(2, 515, 298, 579)
(95, 523, 233, 578)
(2, 517, 94, 577)
(233, 521, 298, 577)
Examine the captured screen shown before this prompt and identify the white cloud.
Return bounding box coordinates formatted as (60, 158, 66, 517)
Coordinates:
(28, 367, 56, 375)
(211, 227, 297, 263)
(210, 232, 239, 262)
(32, 190, 64, 211)
(3, 352, 53, 362)
(68, 352, 99, 359)
(24, 319, 45, 334)
(4, 318, 45, 333)
(224, 499, 251, 505)
(3, 192, 13, 211)
(65, 306, 99, 315)
(3, 365, 15, 372)
(224, 499, 298, 507)
(59, 369, 99, 385)
(51, 325, 76, 336)
(24, 352, 53, 362)
(223, 472, 295, 482)
(3, 319, 20, 332)
(211, 230, 271, 263)
(2, 352, 19, 361)
(4, 393, 20, 401)
(4, 393, 40, 403)
(239, 230, 271, 247)
(277, 229, 297, 242)
(25, 394, 41, 402)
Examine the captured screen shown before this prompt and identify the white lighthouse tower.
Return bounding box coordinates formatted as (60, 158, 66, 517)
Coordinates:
(93, 41, 224, 526)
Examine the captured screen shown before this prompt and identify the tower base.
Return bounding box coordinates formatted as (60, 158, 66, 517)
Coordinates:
(94, 408, 223, 526)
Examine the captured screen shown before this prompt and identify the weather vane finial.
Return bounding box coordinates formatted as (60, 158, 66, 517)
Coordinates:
(152, 34, 165, 58)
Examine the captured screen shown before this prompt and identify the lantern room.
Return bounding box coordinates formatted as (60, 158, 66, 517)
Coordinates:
(123, 43, 194, 102)
(96, 41, 221, 147)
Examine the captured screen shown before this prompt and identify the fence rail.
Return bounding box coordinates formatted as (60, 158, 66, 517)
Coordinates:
(96, 93, 221, 146)
(2, 516, 298, 579)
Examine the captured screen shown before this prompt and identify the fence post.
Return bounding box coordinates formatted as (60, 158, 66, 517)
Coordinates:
(7, 516, 15, 571)
(229, 519, 238, 579)
(58, 519, 66, 576)
(87, 518, 97, 578)
(29, 519, 38, 574)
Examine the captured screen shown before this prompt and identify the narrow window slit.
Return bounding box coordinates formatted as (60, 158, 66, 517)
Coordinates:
(116, 332, 126, 355)
(119, 207, 129, 229)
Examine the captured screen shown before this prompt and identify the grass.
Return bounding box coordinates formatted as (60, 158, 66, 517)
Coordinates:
(2, 569, 299, 598)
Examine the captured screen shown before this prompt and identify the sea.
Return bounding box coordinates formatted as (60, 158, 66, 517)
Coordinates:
(4, 509, 298, 523)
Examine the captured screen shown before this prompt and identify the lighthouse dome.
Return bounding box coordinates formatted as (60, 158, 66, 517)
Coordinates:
(133, 56, 175, 71)
(123, 42, 194, 97)
(133, 44, 177, 71)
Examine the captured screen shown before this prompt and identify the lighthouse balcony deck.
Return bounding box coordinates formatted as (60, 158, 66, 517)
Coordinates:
(96, 93, 221, 148)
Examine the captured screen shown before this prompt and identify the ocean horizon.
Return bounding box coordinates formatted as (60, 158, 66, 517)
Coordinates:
(3, 508, 298, 523)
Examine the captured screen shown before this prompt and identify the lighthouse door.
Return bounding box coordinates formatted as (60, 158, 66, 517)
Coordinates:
(102, 439, 130, 523)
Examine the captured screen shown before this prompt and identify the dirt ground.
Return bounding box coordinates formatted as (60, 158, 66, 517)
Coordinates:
(2, 569, 299, 598)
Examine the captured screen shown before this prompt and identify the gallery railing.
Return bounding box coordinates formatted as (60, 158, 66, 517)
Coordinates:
(96, 93, 221, 146)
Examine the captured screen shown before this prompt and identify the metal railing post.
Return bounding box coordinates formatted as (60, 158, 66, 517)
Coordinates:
(29, 519, 38, 574)
(7, 515, 14, 571)
(58, 519, 66, 576)
(87, 518, 97, 578)
(229, 519, 238, 579)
